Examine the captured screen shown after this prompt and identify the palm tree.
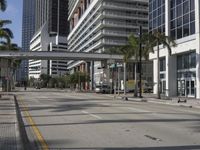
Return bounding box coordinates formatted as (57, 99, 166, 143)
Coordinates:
(115, 34, 149, 97)
(0, 20, 13, 43)
(143, 31, 176, 99)
(126, 34, 141, 97)
(0, 0, 7, 12)
(104, 45, 133, 97)
(0, 41, 21, 91)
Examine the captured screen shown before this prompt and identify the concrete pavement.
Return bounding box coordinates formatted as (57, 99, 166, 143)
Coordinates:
(15, 90, 200, 150)
(0, 95, 21, 150)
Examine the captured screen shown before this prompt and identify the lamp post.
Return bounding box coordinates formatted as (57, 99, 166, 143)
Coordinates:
(139, 26, 142, 98)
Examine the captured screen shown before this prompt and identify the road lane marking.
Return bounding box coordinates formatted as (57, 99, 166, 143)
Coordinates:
(126, 107, 152, 113)
(82, 111, 102, 120)
(18, 96, 49, 150)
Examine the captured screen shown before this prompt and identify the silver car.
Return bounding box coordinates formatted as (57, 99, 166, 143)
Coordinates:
(95, 85, 113, 94)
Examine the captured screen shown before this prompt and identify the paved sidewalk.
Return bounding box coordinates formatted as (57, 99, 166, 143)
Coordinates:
(0, 95, 20, 150)
(106, 93, 200, 109)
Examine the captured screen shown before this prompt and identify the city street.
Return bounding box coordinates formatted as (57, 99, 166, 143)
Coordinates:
(16, 89, 200, 150)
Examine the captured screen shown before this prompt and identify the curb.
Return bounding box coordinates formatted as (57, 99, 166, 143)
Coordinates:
(14, 95, 37, 150)
(105, 94, 200, 109)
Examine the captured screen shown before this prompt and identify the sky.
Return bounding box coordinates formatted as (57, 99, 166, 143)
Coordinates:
(0, 0, 23, 46)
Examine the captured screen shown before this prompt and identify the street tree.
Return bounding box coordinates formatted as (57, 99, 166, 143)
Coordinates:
(0, 41, 21, 91)
(40, 74, 51, 88)
(143, 31, 176, 99)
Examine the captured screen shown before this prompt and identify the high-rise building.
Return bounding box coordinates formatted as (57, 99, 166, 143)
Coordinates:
(17, 0, 35, 82)
(29, 0, 69, 79)
(67, 0, 151, 89)
(149, 0, 200, 98)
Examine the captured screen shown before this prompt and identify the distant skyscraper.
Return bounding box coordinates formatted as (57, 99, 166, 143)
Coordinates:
(17, 0, 35, 81)
(29, 0, 69, 79)
(35, 0, 69, 36)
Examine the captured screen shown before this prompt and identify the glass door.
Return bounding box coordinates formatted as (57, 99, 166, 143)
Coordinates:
(178, 80, 185, 97)
(186, 79, 196, 97)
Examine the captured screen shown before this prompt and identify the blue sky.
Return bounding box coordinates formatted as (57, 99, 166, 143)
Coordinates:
(0, 0, 22, 46)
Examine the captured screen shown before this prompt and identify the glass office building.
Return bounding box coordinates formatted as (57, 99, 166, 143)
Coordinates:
(17, 0, 35, 82)
(149, 0, 200, 98)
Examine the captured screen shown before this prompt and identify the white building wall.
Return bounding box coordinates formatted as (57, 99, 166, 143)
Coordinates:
(150, 0, 200, 99)
(29, 23, 68, 79)
(68, 0, 149, 85)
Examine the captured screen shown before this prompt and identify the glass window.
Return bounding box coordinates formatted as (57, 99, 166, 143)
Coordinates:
(177, 0, 182, 5)
(183, 14, 189, 24)
(176, 5, 182, 17)
(171, 8, 176, 19)
(170, 0, 176, 8)
(183, 1, 189, 14)
(160, 58, 166, 71)
(190, 11, 195, 22)
(190, 0, 194, 11)
(177, 17, 182, 27)
(183, 24, 189, 37)
(190, 21, 195, 34)
(177, 55, 183, 69)
(190, 52, 196, 68)
(171, 29, 176, 38)
(177, 27, 183, 39)
(170, 20, 176, 29)
(170, 0, 195, 39)
(153, 0, 157, 9)
(183, 55, 189, 69)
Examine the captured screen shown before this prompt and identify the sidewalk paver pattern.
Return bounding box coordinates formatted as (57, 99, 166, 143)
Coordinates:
(0, 96, 18, 150)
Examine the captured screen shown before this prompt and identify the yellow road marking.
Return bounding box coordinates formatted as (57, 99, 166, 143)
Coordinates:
(18, 96, 49, 150)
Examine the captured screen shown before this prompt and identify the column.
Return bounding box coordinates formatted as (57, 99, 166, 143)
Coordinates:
(153, 59, 158, 94)
(166, 55, 177, 97)
(90, 61, 94, 90)
(195, 0, 200, 98)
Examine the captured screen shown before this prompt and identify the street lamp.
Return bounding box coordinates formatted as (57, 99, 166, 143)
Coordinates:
(139, 26, 142, 98)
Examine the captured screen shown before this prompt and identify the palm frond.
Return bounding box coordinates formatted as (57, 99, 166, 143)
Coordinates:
(0, 0, 7, 11)
(0, 20, 12, 27)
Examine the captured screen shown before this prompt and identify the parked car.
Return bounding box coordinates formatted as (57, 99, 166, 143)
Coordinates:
(95, 84, 113, 94)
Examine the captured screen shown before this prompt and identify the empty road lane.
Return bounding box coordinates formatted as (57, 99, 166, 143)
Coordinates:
(16, 90, 200, 150)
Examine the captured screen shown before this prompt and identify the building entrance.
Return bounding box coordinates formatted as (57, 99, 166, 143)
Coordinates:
(178, 79, 196, 98)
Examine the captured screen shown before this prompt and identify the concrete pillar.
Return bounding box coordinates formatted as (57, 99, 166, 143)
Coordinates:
(195, 0, 200, 99)
(153, 59, 158, 95)
(90, 61, 94, 90)
(166, 55, 177, 97)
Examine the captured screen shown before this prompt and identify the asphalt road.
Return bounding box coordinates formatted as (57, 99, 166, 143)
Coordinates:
(17, 89, 200, 150)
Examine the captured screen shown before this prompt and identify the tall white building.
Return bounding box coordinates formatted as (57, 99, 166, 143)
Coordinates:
(67, 0, 149, 88)
(149, 0, 200, 98)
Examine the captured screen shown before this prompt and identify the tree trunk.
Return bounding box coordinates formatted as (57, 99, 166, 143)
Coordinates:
(134, 63, 138, 97)
(123, 62, 127, 96)
(157, 42, 161, 99)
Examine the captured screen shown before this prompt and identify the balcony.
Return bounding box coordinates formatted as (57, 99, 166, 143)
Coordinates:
(102, 2, 148, 11)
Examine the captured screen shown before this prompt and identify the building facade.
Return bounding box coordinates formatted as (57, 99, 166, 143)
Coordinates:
(67, 0, 150, 88)
(149, 0, 200, 98)
(29, 0, 69, 79)
(17, 0, 35, 82)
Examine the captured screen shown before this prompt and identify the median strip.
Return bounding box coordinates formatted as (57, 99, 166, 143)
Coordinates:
(18, 96, 49, 150)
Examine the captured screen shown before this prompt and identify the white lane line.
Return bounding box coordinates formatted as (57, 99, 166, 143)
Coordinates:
(126, 107, 152, 113)
(82, 111, 102, 120)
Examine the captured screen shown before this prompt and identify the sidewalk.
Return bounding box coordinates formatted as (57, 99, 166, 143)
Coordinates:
(107, 93, 200, 109)
(0, 95, 21, 150)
